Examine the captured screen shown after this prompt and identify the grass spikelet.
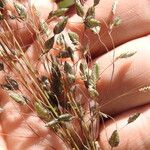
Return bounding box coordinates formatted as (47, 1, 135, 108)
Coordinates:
(108, 130, 120, 148)
(127, 113, 141, 124)
(138, 86, 150, 92)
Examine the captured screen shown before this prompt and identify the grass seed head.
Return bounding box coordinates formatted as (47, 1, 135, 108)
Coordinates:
(85, 6, 95, 18)
(48, 8, 68, 19)
(5, 76, 19, 90)
(13, 2, 27, 20)
(0, 62, 4, 71)
(0, 11, 3, 20)
(53, 16, 68, 35)
(115, 51, 136, 60)
(68, 31, 80, 45)
(9, 92, 28, 105)
(75, 0, 85, 18)
(112, 0, 118, 15)
(35, 102, 51, 121)
(139, 86, 150, 92)
(94, 0, 100, 6)
(108, 130, 120, 148)
(44, 36, 55, 52)
(127, 113, 140, 124)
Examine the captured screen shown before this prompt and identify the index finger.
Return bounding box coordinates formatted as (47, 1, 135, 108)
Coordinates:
(67, 0, 150, 58)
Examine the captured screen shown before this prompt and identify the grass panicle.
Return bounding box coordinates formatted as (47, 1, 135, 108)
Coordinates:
(0, 0, 140, 149)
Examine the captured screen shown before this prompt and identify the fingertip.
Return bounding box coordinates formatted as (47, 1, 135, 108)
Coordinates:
(99, 104, 150, 150)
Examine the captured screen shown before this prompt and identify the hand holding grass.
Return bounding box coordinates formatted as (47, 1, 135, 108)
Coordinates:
(0, 0, 150, 149)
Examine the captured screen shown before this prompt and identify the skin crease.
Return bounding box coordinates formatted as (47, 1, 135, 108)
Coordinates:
(0, 0, 150, 149)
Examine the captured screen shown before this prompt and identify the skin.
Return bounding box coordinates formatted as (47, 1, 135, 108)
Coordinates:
(0, 0, 150, 149)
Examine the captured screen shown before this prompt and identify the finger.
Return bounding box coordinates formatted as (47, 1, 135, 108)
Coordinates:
(1, 0, 57, 51)
(68, 0, 150, 58)
(27, 35, 150, 116)
(99, 104, 150, 150)
(94, 35, 150, 115)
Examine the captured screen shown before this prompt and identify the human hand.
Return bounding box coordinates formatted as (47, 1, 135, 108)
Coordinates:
(0, 0, 150, 149)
